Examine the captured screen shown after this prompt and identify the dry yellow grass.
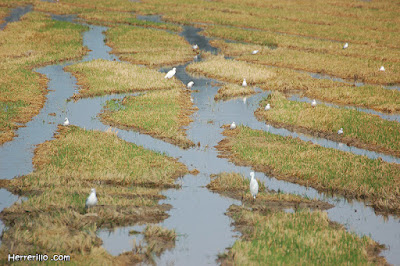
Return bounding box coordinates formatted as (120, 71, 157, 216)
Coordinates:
(187, 55, 400, 113)
(101, 89, 196, 149)
(0, 125, 187, 264)
(0, 11, 88, 145)
(256, 92, 400, 157)
(217, 126, 400, 214)
(205, 26, 400, 63)
(207, 172, 332, 210)
(65, 59, 183, 99)
(106, 25, 196, 67)
(211, 40, 399, 85)
(134, 0, 400, 48)
(214, 84, 257, 101)
(187, 55, 275, 85)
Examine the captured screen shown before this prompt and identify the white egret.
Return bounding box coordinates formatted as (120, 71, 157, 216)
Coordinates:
(192, 44, 199, 50)
(380, 66, 385, 71)
(250, 172, 259, 200)
(165, 68, 176, 79)
(63, 117, 69, 126)
(85, 188, 98, 208)
(230, 122, 236, 129)
(343, 43, 348, 49)
(187, 81, 194, 89)
(242, 78, 247, 87)
(311, 99, 317, 107)
(338, 128, 343, 135)
(252, 50, 259, 55)
(265, 103, 271, 111)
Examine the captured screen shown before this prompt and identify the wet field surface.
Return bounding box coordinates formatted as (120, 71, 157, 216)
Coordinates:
(0, 7, 399, 265)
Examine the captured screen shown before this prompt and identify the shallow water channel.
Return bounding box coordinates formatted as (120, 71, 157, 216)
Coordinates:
(0, 10, 399, 265)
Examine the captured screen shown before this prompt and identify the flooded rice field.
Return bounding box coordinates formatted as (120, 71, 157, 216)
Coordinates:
(1, 4, 399, 265)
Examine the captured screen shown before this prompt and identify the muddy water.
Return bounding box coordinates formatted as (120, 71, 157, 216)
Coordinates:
(0, 15, 399, 266)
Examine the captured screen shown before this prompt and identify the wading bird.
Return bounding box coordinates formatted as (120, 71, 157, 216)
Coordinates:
(343, 42, 348, 49)
(380, 66, 385, 71)
(192, 44, 199, 50)
(242, 78, 247, 87)
(187, 81, 194, 89)
(265, 103, 271, 111)
(338, 128, 343, 135)
(165, 67, 176, 79)
(311, 99, 317, 107)
(250, 172, 259, 200)
(63, 117, 69, 126)
(252, 50, 259, 55)
(85, 188, 98, 208)
(230, 122, 236, 129)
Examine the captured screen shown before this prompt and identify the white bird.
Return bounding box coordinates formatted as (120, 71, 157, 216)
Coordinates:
(187, 81, 194, 89)
(63, 117, 69, 126)
(338, 128, 343, 135)
(164, 67, 176, 79)
(242, 78, 247, 87)
(190, 97, 194, 103)
(311, 99, 317, 107)
(252, 50, 259, 55)
(243, 97, 247, 104)
(85, 188, 98, 208)
(343, 42, 348, 49)
(230, 122, 236, 129)
(250, 172, 259, 200)
(265, 103, 271, 111)
(192, 44, 199, 50)
(380, 66, 385, 71)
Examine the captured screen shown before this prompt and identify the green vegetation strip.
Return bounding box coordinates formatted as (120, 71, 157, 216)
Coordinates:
(255, 92, 400, 157)
(65, 59, 182, 99)
(0, 11, 88, 145)
(205, 26, 400, 63)
(214, 84, 257, 101)
(106, 25, 196, 67)
(208, 172, 332, 210)
(100, 89, 196, 149)
(220, 205, 384, 265)
(217, 126, 400, 214)
(0, 125, 188, 264)
(211, 40, 399, 85)
(187, 56, 400, 113)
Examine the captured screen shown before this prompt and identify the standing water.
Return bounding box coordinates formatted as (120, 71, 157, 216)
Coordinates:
(0, 12, 399, 265)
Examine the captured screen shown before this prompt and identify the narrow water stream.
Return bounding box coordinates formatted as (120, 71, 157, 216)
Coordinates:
(0, 9, 399, 265)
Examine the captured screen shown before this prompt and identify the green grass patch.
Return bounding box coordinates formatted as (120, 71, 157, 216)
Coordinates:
(106, 25, 196, 67)
(100, 89, 195, 149)
(217, 126, 400, 214)
(214, 83, 257, 101)
(255, 92, 400, 156)
(222, 205, 383, 265)
(0, 125, 187, 264)
(65, 59, 183, 99)
(0, 11, 88, 145)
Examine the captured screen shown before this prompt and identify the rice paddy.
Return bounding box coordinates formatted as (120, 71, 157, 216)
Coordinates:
(0, 11, 87, 145)
(217, 126, 400, 214)
(106, 25, 196, 67)
(214, 84, 257, 101)
(1, 0, 399, 264)
(220, 205, 384, 265)
(100, 89, 196, 149)
(0, 125, 187, 264)
(255, 92, 400, 156)
(65, 59, 183, 99)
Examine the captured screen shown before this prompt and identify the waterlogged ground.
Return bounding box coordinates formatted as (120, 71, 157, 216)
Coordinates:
(0, 1, 400, 265)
